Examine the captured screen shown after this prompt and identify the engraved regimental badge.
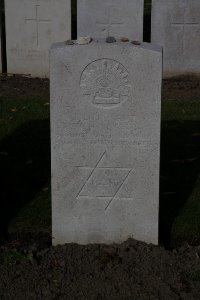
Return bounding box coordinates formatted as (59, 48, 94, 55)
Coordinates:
(80, 59, 130, 108)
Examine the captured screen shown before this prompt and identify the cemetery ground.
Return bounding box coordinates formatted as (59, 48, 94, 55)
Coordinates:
(0, 75, 200, 298)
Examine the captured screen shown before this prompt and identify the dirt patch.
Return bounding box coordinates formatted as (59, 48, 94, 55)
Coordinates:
(162, 75, 200, 101)
(1, 239, 200, 299)
(0, 74, 49, 98)
(1, 74, 200, 101)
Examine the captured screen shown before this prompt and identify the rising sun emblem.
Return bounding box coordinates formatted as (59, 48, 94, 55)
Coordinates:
(80, 59, 131, 108)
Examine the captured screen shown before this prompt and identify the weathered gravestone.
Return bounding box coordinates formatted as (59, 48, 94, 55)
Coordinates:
(152, 0, 200, 77)
(5, 0, 71, 77)
(50, 39, 162, 245)
(77, 0, 144, 40)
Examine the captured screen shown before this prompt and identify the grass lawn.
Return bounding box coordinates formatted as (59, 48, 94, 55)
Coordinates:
(161, 101, 200, 246)
(0, 96, 51, 240)
(0, 95, 200, 247)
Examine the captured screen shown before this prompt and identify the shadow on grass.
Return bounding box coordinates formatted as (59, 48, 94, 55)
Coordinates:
(0, 117, 200, 247)
(0, 119, 50, 241)
(160, 120, 200, 247)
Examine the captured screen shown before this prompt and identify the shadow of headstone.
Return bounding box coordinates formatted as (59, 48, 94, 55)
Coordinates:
(160, 120, 200, 247)
(0, 119, 50, 241)
(1, 111, 199, 247)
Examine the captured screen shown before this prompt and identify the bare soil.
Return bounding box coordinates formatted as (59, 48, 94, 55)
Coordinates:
(1, 74, 200, 299)
(162, 75, 200, 101)
(0, 74, 49, 98)
(0, 239, 200, 300)
(1, 73, 200, 101)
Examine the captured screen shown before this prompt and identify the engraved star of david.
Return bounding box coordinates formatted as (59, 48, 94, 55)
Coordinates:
(76, 152, 132, 210)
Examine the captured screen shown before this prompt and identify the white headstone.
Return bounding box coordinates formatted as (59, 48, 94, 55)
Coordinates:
(152, 0, 200, 77)
(77, 0, 144, 40)
(5, 0, 71, 78)
(50, 39, 162, 246)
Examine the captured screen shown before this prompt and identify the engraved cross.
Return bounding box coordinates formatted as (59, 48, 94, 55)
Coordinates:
(96, 6, 124, 37)
(25, 4, 51, 46)
(171, 7, 199, 54)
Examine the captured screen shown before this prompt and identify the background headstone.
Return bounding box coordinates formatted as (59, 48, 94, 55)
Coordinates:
(152, 0, 200, 77)
(51, 40, 162, 246)
(5, 0, 71, 77)
(77, 0, 144, 40)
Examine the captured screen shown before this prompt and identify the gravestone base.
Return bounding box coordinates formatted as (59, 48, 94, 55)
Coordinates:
(51, 39, 162, 246)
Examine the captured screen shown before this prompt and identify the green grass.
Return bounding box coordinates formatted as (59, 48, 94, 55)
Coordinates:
(171, 174, 200, 246)
(0, 96, 51, 239)
(8, 186, 51, 238)
(162, 101, 200, 121)
(191, 270, 200, 282)
(161, 101, 200, 246)
(0, 96, 49, 138)
(1, 96, 200, 247)
(0, 248, 26, 266)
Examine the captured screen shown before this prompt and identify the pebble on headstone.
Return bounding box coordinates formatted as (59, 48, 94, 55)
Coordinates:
(106, 36, 117, 43)
(5, 0, 71, 78)
(76, 37, 93, 45)
(50, 39, 162, 246)
(121, 37, 130, 42)
(77, 0, 144, 40)
(152, 0, 200, 77)
(65, 40, 74, 46)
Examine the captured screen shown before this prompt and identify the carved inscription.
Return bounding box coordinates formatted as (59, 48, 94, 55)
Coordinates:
(80, 59, 130, 108)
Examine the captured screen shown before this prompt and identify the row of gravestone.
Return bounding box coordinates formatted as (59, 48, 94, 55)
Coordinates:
(0, 0, 199, 78)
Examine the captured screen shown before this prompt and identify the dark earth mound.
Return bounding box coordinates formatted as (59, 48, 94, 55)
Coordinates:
(1, 239, 200, 300)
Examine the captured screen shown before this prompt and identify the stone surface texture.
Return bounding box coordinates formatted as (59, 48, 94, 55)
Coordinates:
(50, 40, 162, 246)
(77, 0, 144, 40)
(152, 0, 200, 77)
(5, 0, 71, 78)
